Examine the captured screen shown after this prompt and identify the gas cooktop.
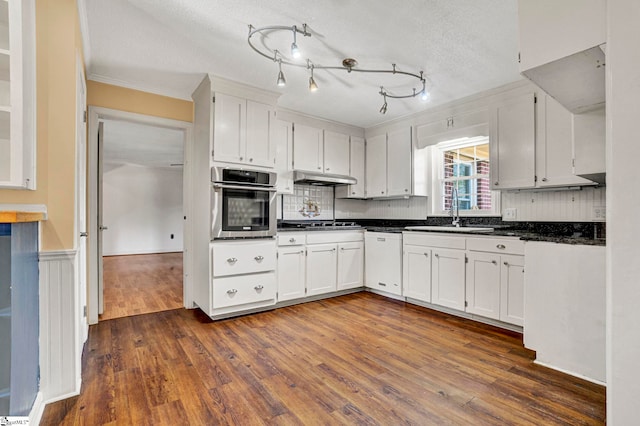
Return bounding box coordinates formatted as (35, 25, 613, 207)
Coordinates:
(279, 221, 362, 230)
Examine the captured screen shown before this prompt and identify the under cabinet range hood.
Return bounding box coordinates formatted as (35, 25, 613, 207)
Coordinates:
(293, 170, 356, 186)
(522, 46, 606, 114)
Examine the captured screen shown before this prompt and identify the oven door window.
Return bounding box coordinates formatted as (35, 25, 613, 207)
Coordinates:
(222, 188, 270, 231)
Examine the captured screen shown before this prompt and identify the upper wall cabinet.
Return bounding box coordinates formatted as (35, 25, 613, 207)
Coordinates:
(490, 93, 536, 190)
(335, 136, 365, 199)
(0, 0, 36, 190)
(518, 0, 606, 113)
(365, 127, 416, 198)
(213, 93, 276, 168)
(293, 125, 350, 176)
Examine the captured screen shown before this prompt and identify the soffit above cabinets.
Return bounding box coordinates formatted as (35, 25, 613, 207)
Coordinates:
(82, 0, 523, 128)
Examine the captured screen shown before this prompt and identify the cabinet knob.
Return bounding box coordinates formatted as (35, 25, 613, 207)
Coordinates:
(381, 191, 385, 194)
(494, 182, 499, 186)
(405, 189, 408, 192)
(249, 158, 253, 162)
(352, 191, 356, 195)
(435, 253, 439, 258)
(424, 253, 428, 257)
(254, 255, 264, 262)
(378, 282, 387, 287)
(227, 257, 238, 264)
(289, 238, 296, 243)
(254, 285, 264, 291)
(504, 261, 509, 266)
(239, 156, 243, 161)
(492, 260, 498, 265)
(341, 247, 345, 251)
(326, 168, 330, 171)
(541, 177, 548, 182)
(496, 244, 506, 250)
(227, 289, 238, 295)
(332, 248, 336, 251)
(318, 166, 322, 170)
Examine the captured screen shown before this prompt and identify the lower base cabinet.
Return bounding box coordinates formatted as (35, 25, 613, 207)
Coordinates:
(306, 243, 338, 296)
(499, 254, 525, 326)
(403, 245, 432, 302)
(431, 248, 466, 311)
(365, 233, 403, 296)
(337, 241, 364, 290)
(277, 245, 306, 302)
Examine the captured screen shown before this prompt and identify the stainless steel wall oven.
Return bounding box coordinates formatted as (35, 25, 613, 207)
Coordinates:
(211, 167, 277, 239)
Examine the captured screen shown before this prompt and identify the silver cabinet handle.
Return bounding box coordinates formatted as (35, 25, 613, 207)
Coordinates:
(326, 167, 330, 171)
(405, 189, 408, 192)
(492, 260, 498, 265)
(496, 244, 506, 250)
(249, 158, 253, 162)
(541, 177, 548, 182)
(504, 261, 509, 266)
(227, 289, 238, 295)
(381, 191, 385, 194)
(435, 253, 439, 258)
(99, 226, 108, 231)
(80, 232, 88, 237)
(494, 182, 499, 186)
(424, 253, 428, 257)
(332, 248, 336, 251)
(377, 237, 386, 242)
(227, 257, 238, 264)
(239, 156, 243, 161)
(254, 285, 264, 290)
(289, 238, 296, 243)
(318, 166, 322, 170)
(299, 250, 305, 254)
(378, 282, 387, 287)
(340, 247, 345, 251)
(254, 255, 264, 262)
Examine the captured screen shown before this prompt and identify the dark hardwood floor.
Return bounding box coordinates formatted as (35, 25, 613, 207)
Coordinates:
(42, 292, 605, 425)
(101, 252, 183, 320)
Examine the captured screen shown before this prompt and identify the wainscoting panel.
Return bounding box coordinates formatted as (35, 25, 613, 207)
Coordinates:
(501, 187, 606, 222)
(39, 250, 81, 403)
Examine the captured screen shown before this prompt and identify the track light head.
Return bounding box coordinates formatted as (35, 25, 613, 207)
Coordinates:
(421, 89, 430, 101)
(309, 76, 318, 92)
(276, 60, 286, 87)
(291, 42, 300, 59)
(379, 101, 388, 114)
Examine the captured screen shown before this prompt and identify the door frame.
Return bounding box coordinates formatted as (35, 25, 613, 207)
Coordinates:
(87, 106, 194, 325)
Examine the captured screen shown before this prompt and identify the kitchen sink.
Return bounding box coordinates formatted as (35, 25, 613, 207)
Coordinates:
(404, 225, 494, 233)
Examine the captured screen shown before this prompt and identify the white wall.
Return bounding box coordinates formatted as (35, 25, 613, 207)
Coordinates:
(335, 197, 429, 220)
(102, 164, 183, 256)
(607, 0, 640, 422)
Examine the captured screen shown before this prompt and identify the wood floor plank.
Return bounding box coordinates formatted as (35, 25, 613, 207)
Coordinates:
(41, 292, 605, 425)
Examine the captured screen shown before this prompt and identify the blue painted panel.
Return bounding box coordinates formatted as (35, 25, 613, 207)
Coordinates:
(9, 222, 39, 416)
(0, 224, 10, 237)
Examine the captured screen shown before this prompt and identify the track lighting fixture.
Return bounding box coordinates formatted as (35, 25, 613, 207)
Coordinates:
(276, 58, 286, 87)
(248, 23, 429, 114)
(308, 65, 318, 92)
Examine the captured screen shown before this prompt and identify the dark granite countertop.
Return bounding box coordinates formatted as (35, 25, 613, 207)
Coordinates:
(278, 219, 606, 246)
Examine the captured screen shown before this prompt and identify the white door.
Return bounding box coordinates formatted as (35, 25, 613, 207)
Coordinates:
(323, 130, 350, 175)
(365, 134, 387, 197)
(75, 56, 88, 342)
(500, 254, 525, 326)
(246, 100, 274, 167)
(386, 127, 412, 197)
(466, 251, 501, 320)
(306, 243, 337, 296)
(337, 241, 364, 290)
(293, 123, 323, 172)
(403, 245, 431, 302)
(431, 248, 466, 311)
(277, 246, 306, 302)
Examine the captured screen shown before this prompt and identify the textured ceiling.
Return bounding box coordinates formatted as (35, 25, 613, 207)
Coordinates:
(84, 0, 522, 128)
(102, 120, 184, 169)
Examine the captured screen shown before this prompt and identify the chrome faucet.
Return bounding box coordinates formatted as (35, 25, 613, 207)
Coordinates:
(451, 187, 461, 227)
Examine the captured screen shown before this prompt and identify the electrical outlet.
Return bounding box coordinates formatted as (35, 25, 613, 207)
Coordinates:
(503, 208, 517, 220)
(592, 206, 606, 221)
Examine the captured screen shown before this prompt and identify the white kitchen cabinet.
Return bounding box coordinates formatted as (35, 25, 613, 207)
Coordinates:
(490, 92, 536, 190)
(524, 242, 605, 383)
(431, 248, 466, 311)
(465, 251, 501, 320)
(573, 107, 605, 183)
(0, 0, 35, 190)
(293, 123, 324, 173)
(335, 136, 366, 199)
(306, 243, 338, 296)
(277, 245, 306, 302)
(274, 119, 294, 194)
(386, 127, 412, 197)
(213, 93, 276, 168)
(323, 130, 350, 176)
(337, 241, 364, 290)
(500, 254, 525, 326)
(365, 232, 402, 296)
(402, 245, 432, 303)
(536, 94, 592, 187)
(365, 134, 387, 197)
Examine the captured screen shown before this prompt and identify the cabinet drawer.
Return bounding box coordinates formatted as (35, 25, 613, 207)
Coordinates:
(306, 231, 364, 244)
(212, 240, 276, 277)
(402, 233, 466, 250)
(277, 233, 306, 246)
(213, 272, 276, 309)
(467, 237, 524, 255)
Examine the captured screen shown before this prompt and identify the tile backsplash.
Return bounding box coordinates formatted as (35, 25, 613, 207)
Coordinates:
(282, 185, 334, 221)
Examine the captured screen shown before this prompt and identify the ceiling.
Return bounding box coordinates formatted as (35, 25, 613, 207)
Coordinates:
(102, 119, 184, 169)
(83, 0, 523, 128)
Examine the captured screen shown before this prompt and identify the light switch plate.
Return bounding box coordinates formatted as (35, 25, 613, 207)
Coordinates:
(503, 208, 517, 220)
(592, 206, 606, 221)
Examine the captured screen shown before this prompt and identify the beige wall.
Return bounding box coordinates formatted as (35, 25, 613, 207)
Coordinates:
(87, 81, 193, 123)
(0, 0, 82, 251)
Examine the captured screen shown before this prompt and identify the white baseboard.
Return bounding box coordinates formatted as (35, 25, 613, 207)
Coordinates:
(533, 360, 607, 387)
(29, 391, 45, 424)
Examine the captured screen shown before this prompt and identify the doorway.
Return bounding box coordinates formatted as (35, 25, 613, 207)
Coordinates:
(87, 108, 193, 324)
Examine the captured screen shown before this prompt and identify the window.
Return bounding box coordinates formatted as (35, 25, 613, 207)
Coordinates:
(428, 136, 499, 216)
